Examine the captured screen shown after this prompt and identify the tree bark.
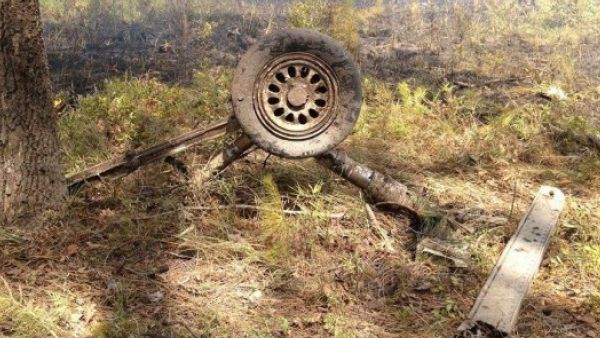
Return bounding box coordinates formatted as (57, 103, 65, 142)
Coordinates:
(0, 0, 64, 224)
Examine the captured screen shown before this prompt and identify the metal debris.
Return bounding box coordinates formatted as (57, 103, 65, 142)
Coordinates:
(542, 84, 568, 101)
(192, 134, 254, 187)
(416, 237, 470, 268)
(458, 186, 565, 337)
(317, 149, 421, 225)
(148, 291, 164, 303)
(66, 32, 421, 225)
(67, 116, 239, 191)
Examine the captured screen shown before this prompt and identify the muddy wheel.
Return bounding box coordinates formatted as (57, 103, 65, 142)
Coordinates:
(231, 29, 362, 158)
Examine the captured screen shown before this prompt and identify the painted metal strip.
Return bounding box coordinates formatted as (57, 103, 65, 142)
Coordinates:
(459, 186, 565, 335)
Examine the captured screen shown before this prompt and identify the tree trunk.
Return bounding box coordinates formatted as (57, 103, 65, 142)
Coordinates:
(0, 0, 64, 225)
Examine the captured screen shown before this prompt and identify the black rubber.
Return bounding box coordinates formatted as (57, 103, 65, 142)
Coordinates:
(231, 29, 362, 158)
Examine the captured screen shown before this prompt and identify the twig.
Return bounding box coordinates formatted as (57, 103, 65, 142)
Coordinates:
(192, 135, 254, 188)
(262, 153, 272, 168)
(134, 200, 347, 221)
(536, 92, 554, 101)
(365, 203, 396, 253)
(452, 80, 476, 88)
(508, 181, 518, 221)
(186, 204, 347, 219)
(452, 76, 528, 89)
(446, 217, 475, 234)
(365, 203, 378, 226)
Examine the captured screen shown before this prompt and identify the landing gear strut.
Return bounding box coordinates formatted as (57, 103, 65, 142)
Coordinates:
(67, 29, 420, 224)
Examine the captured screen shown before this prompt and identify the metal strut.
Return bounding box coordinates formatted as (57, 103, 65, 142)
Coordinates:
(66, 119, 421, 224)
(317, 149, 422, 225)
(67, 116, 239, 190)
(192, 134, 255, 187)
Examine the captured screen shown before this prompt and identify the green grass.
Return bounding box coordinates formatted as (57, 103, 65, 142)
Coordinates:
(0, 281, 67, 338)
(287, 0, 383, 55)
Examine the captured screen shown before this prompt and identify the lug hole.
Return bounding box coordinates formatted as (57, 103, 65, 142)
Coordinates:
(285, 114, 295, 122)
(316, 86, 328, 93)
(288, 66, 297, 77)
(309, 109, 320, 118)
(268, 97, 280, 105)
(269, 84, 280, 93)
(300, 67, 309, 77)
(315, 99, 326, 107)
(274, 107, 285, 116)
(298, 114, 308, 124)
(310, 74, 321, 84)
(275, 73, 286, 83)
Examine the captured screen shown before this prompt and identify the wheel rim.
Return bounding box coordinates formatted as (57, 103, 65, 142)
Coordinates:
(253, 52, 338, 141)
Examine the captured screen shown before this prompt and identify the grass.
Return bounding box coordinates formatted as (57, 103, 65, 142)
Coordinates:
(0, 279, 68, 338)
(1, 0, 600, 337)
(287, 0, 383, 55)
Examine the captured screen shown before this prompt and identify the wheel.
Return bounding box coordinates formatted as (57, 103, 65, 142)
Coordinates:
(231, 29, 362, 158)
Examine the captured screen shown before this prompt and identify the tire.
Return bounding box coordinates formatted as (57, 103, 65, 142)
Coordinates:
(231, 29, 362, 158)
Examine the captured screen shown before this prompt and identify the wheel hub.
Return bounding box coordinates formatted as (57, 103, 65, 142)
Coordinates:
(253, 52, 338, 141)
(287, 86, 308, 107)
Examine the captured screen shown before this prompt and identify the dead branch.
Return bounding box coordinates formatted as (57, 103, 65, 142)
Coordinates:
(452, 76, 529, 90)
(365, 203, 396, 253)
(186, 204, 348, 219)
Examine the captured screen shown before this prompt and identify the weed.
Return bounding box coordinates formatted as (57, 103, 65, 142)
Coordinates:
(323, 313, 360, 338)
(287, 0, 383, 56)
(259, 173, 290, 260)
(327, 0, 360, 56)
(287, 0, 327, 30)
(0, 281, 65, 338)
